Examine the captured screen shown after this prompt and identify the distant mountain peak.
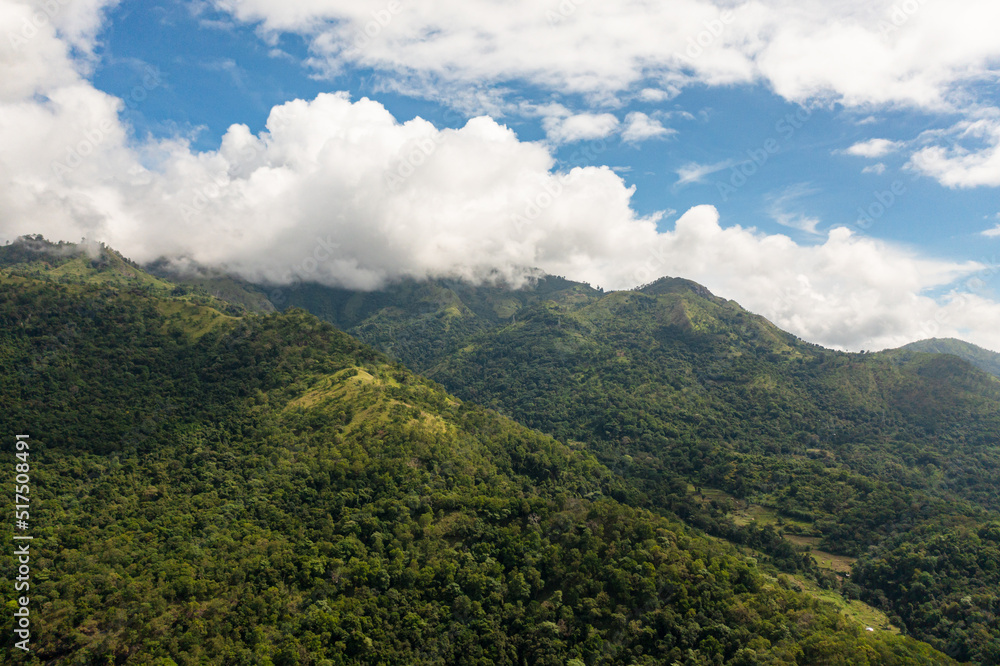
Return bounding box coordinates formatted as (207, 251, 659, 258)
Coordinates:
(901, 337, 1000, 378)
(635, 275, 724, 303)
(0, 234, 136, 270)
(0, 236, 266, 315)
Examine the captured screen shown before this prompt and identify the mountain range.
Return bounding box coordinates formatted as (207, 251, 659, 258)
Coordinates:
(2, 237, 998, 664)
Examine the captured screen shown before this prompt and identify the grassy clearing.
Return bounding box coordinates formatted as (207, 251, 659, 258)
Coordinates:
(689, 485, 813, 531)
(730, 523, 896, 634)
(285, 368, 450, 437)
(285, 368, 376, 409)
(788, 574, 900, 634)
(155, 299, 240, 339)
(783, 535, 857, 574)
(810, 550, 856, 574)
(42, 254, 177, 291)
(688, 486, 856, 576)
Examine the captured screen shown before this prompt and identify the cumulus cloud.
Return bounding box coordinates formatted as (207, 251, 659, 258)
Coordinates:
(211, 0, 1000, 189)
(984, 224, 1000, 238)
(862, 163, 887, 175)
(5, 85, 997, 351)
(909, 113, 1000, 188)
(2, 1, 83, 101)
(537, 108, 673, 145)
(843, 138, 901, 158)
(4, 0, 120, 55)
(215, 0, 1000, 109)
(629, 213, 997, 351)
(4, 0, 1000, 352)
(621, 112, 674, 143)
(638, 88, 677, 103)
(541, 111, 620, 145)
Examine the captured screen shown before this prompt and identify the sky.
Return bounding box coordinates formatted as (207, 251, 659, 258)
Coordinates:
(2, 0, 1000, 352)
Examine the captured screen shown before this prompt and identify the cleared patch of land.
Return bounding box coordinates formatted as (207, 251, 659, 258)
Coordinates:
(788, 574, 900, 634)
(783, 535, 856, 574)
(688, 485, 857, 575)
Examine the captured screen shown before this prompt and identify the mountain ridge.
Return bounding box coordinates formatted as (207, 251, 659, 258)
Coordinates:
(902, 337, 1000, 378)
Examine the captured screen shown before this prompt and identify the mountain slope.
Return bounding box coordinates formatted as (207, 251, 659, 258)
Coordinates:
(272, 275, 600, 369)
(902, 337, 1000, 378)
(0, 235, 175, 292)
(267, 274, 1000, 664)
(0, 238, 955, 664)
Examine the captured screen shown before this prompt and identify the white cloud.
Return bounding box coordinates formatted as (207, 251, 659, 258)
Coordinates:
(6, 85, 997, 351)
(770, 212, 821, 235)
(4, 0, 1000, 353)
(767, 184, 822, 235)
(983, 224, 1000, 238)
(541, 111, 620, 145)
(638, 88, 677, 103)
(214, 0, 1000, 111)
(212, 0, 1000, 189)
(909, 113, 1000, 188)
(843, 138, 901, 158)
(862, 163, 887, 175)
(621, 112, 674, 143)
(14, 0, 120, 54)
(630, 216, 998, 352)
(1, 1, 80, 101)
(675, 159, 737, 186)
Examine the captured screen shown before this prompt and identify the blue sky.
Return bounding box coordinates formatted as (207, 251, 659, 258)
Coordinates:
(3, 0, 1000, 350)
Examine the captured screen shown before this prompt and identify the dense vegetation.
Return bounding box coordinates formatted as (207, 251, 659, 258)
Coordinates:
(0, 240, 958, 663)
(854, 521, 1000, 664)
(272, 273, 1000, 663)
(902, 338, 1000, 379)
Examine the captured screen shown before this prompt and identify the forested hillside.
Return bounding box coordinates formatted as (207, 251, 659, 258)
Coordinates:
(267, 273, 1000, 664)
(902, 338, 1000, 378)
(0, 239, 960, 664)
